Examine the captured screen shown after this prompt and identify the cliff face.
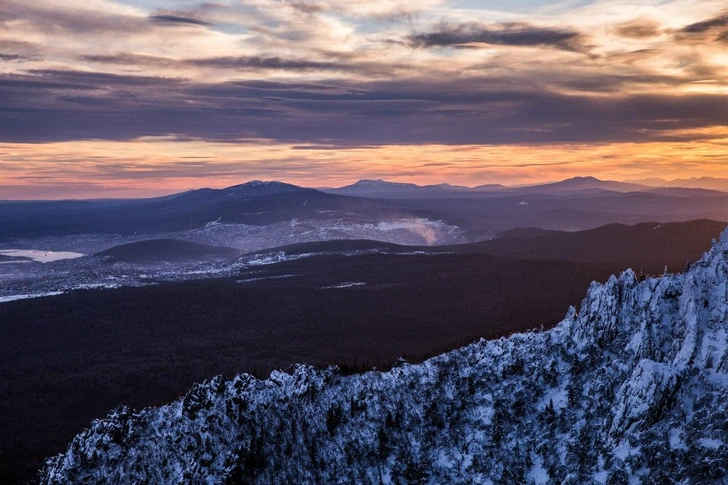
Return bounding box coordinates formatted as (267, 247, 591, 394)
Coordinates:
(41, 232, 728, 484)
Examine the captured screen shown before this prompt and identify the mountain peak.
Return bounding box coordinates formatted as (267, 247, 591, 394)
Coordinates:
(217, 180, 304, 197)
(225, 180, 301, 190)
(565, 175, 600, 183)
(350, 179, 419, 188)
(518, 176, 649, 193)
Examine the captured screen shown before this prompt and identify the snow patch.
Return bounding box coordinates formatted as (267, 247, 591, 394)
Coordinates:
(320, 282, 366, 289)
(0, 249, 84, 263)
(527, 455, 549, 484)
(0, 291, 64, 302)
(236, 274, 298, 283)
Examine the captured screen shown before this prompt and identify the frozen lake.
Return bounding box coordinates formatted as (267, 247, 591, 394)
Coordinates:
(0, 249, 85, 263)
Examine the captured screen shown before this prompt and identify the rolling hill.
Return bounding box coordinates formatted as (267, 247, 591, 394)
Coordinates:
(95, 239, 240, 263)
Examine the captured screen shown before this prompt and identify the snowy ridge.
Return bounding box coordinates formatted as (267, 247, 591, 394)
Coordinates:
(40, 231, 728, 484)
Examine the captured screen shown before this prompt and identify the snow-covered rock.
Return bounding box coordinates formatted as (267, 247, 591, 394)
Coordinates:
(40, 231, 728, 484)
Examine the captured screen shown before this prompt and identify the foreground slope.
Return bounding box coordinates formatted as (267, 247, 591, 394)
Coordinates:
(41, 231, 728, 484)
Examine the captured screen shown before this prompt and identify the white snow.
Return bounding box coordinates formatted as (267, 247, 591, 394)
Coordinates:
(670, 429, 686, 450)
(0, 291, 63, 302)
(320, 282, 366, 289)
(0, 249, 84, 263)
(540, 385, 568, 411)
(593, 470, 609, 484)
(698, 438, 723, 449)
(236, 274, 298, 283)
(526, 456, 549, 484)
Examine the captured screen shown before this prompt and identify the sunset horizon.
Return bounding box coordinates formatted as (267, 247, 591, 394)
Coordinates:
(2, 0, 727, 198)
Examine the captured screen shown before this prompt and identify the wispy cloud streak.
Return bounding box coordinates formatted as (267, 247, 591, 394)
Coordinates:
(409, 22, 585, 50)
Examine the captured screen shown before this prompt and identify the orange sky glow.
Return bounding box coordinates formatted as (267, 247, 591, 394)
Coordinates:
(2, 126, 728, 198)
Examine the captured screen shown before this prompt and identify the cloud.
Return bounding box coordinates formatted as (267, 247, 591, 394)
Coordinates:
(681, 12, 728, 34)
(409, 22, 585, 51)
(26, 69, 180, 88)
(82, 53, 174, 66)
(677, 11, 728, 44)
(0, 54, 30, 61)
(0, 39, 41, 62)
(1, 0, 726, 152)
(81, 52, 395, 76)
(0, 0, 148, 35)
(149, 14, 212, 27)
(283, 1, 327, 16)
(282, 0, 439, 21)
(2, 70, 728, 147)
(188, 56, 353, 72)
(613, 19, 662, 39)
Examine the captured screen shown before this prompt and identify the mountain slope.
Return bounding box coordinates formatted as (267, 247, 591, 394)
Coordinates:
(629, 176, 728, 192)
(459, 219, 725, 266)
(324, 176, 648, 199)
(41, 230, 728, 483)
(0, 182, 447, 239)
(323, 179, 486, 199)
(391, 190, 728, 235)
(512, 176, 649, 194)
(253, 220, 723, 269)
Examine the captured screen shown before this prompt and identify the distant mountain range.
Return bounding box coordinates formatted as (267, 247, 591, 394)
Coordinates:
(3, 177, 728, 250)
(627, 176, 728, 192)
(0, 181, 436, 240)
(324, 175, 728, 199)
(321, 179, 502, 199)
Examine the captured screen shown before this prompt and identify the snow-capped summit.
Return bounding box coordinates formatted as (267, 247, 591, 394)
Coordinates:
(41, 229, 728, 484)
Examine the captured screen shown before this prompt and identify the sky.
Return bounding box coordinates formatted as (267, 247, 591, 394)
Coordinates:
(1, 0, 727, 198)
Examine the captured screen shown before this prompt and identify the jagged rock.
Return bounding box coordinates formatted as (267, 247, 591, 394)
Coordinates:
(40, 229, 728, 484)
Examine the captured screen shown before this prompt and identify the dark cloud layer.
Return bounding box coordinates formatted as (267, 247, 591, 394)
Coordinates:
(681, 12, 728, 33)
(678, 11, 728, 44)
(0, 53, 30, 61)
(613, 19, 662, 38)
(1, 70, 727, 146)
(410, 22, 584, 50)
(188, 56, 353, 72)
(81, 52, 398, 76)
